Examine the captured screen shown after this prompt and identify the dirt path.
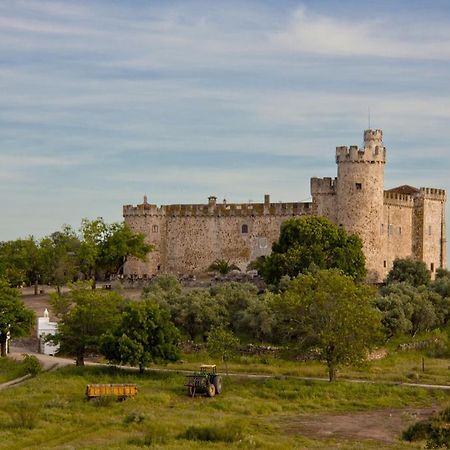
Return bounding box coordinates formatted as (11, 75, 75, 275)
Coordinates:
(277, 407, 437, 444)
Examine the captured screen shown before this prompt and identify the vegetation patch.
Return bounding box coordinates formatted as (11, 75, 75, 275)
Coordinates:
(178, 421, 244, 443)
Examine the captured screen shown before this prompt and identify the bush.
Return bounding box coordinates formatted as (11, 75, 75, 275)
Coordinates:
(21, 354, 42, 377)
(403, 406, 450, 447)
(402, 420, 432, 441)
(178, 422, 244, 443)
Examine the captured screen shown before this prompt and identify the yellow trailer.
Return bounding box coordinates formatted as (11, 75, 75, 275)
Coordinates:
(85, 383, 138, 400)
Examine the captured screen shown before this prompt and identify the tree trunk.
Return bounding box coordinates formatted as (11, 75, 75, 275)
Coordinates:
(76, 354, 84, 366)
(0, 336, 7, 357)
(139, 364, 144, 373)
(328, 364, 337, 382)
(34, 279, 39, 296)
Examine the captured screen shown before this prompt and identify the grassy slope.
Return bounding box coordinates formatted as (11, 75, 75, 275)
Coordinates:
(0, 357, 28, 383)
(162, 350, 450, 386)
(0, 365, 448, 449)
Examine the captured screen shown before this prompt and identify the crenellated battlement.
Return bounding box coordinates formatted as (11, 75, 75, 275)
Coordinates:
(364, 129, 383, 149)
(419, 187, 446, 201)
(123, 203, 165, 216)
(335, 145, 386, 164)
(124, 199, 313, 218)
(383, 191, 414, 207)
(311, 177, 337, 195)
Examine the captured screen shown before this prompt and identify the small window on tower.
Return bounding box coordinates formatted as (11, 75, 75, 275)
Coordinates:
(399, 226, 402, 235)
(429, 225, 432, 236)
(152, 225, 159, 233)
(241, 224, 248, 234)
(355, 183, 362, 190)
(381, 224, 384, 234)
(383, 260, 387, 268)
(431, 263, 435, 272)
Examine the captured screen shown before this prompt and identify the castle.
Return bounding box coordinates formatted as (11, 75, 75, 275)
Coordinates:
(123, 129, 446, 283)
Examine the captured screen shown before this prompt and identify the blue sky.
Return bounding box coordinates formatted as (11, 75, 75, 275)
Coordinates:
(1, 0, 450, 241)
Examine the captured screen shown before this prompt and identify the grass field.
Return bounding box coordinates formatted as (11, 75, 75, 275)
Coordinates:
(0, 363, 448, 449)
(0, 356, 31, 383)
(162, 349, 450, 386)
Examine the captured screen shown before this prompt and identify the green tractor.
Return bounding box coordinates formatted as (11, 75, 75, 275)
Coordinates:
(185, 364, 222, 397)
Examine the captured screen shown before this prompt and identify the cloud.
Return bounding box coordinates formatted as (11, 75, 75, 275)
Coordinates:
(271, 7, 450, 60)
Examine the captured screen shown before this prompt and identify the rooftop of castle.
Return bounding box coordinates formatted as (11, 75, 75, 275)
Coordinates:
(386, 185, 420, 195)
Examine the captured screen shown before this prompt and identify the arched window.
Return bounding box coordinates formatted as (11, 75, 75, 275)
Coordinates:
(241, 224, 248, 234)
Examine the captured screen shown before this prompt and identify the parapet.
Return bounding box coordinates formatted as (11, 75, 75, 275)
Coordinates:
(311, 177, 337, 195)
(419, 187, 446, 201)
(336, 145, 385, 164)
(123, 203, 164, 217)
(364, 129, 383, 149)
(383, 191, 414, 207)
(124, 198, 314, 218)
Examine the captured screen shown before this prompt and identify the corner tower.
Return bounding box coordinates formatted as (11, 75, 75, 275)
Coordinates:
(336, 129, 386, 282)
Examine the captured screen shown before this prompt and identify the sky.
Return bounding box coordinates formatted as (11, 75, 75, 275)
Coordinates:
(1, 0, 450, 242)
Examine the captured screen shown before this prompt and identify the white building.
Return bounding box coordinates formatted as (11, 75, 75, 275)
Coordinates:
(37, 309, 59, 356)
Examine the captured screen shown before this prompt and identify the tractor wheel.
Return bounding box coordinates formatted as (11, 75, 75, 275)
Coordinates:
(212, 375, 222, 395)
(206, 383, 216, 397)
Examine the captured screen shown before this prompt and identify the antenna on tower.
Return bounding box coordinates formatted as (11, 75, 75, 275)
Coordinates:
(368, 106, 371, 129)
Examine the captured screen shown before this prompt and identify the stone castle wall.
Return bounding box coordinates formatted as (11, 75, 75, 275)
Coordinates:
(123, 129, 446, 282)
(124, 198, 313, 276)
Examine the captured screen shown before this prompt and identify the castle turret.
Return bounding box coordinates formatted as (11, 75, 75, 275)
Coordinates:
(336, 129, 386, 282)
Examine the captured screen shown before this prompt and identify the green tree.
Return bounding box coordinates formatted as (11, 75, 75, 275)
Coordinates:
(40, 226, 81, 292)
(79, 218, 152, 282)
(0, 238, 43, 293)
(101, 299, 180, 373)
(271, 269, 381, 381)
(210, 282, 274, 342)
(141, 274, 182, 310)
(170, 289, 229, 341)
(0, 280, 35, 357)
(208, 259, 240, 275)
(257, 217, 366, 285)
(386, 258, 431, 287)
(49, 283, 124, 365)
(207, 327, 240, 375)
(375, 282, 440, 337)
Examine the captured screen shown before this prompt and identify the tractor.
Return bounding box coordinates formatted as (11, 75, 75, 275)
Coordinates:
(185, 364, 222, 397)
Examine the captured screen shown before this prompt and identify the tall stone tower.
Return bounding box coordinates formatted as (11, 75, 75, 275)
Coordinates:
(336, 129, 386, 282)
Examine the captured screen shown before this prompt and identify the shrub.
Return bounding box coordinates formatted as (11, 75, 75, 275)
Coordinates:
(178, 422, 244, 443)
(21, 354, 42, 377)
(402, 420, 432, 441)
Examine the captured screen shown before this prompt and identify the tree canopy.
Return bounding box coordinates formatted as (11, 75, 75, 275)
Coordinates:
(374, 282, 449, 338)
(101, 299, 180, 372)
(386, 258, 431, 287)
(271, 269, 381, 381)
(0, 218, 151, 291)
(49, 283, 124, 365)
(143, 277, 274, 342)
(256, 217, 366, 284)
(0, 280, 35, 357)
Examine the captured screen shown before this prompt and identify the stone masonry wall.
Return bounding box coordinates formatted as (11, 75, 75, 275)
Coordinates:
(381, 193, 414, 279)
